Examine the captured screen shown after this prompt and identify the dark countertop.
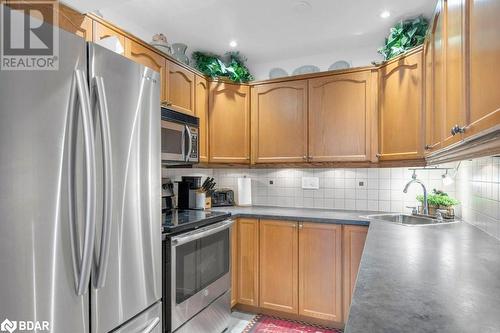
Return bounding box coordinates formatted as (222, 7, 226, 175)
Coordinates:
(210, 205, 373, 226)
(210, 205, 500, 332)
(345, 220, 500, 333)
(162, 209, 231, 234)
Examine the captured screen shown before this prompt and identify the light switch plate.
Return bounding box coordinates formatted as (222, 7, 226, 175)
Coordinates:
(302, 177, 319, 189)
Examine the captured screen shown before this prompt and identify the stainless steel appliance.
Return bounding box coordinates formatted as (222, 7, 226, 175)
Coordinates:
(163, 218, 233, 332)
(211, 189, 236, 207)
(0, 20, 161, 333)
(161, 108, 199, 165)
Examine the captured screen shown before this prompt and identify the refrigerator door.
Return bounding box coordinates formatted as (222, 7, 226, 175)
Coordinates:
(88, 43, 162, 333)
(0, 25, 92, 333)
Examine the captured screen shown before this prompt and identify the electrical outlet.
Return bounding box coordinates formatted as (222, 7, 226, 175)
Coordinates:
(358, 181, 366, 188)
(302, 177, 319, 189)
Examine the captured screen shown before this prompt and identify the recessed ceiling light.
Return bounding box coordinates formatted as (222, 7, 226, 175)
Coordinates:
(229, 40, 238, 48)
(380, 10, 391, 19)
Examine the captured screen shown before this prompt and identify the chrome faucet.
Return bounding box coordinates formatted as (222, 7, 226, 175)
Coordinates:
(403, 172, 429, 215)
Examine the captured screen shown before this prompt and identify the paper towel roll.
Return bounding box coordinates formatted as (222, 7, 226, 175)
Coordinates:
(237, 177, 252, 206)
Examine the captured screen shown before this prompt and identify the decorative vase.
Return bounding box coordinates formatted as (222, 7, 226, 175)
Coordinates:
(171, 43, 189, 65)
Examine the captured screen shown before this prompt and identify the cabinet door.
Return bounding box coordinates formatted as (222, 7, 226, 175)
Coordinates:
(124, 39, 166, 101)
(209, 83, 251, 163)
(342, 225, 368, 319)
(298, 223, 342, 323)
(443, 0, 466, 147)
(92, 21, 126, 51)
(59, 5, 92, 41)
(236, 219, 259, 306)
(251, 81, 308, 163)
(164, 61, 195, 115)
(195, 75, 209, 162)
(231, 220, 238, 307)
(259, 220, 298, 314)
(378, 50, 424, 160)
(309, 71, 374, 162)
(467, 0, 500, 137)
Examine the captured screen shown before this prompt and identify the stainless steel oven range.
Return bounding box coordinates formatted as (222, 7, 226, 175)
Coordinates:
(163, 218, 233, 333)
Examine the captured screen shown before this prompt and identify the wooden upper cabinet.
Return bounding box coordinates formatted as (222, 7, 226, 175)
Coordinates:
(443, 0, 466, 147)
(59, 4, 92, 41)
(124, 39, 166, 100)
(467, 0, 500, 137)
(231, 221, 238, 308)
(309, 71, 374, 162)
(195, 75, 209, 162)
(236, 218, 259, 307)
(251, 81, 308, 163)
(299, 223, 342, 323)
(209, 83, 251, 163)
(164, 61, 195, 115)
(259, 220, 298, 314)
(342, 225, 368, 320)
(378, 49, 424, 160)
(92, 21, 126, 51)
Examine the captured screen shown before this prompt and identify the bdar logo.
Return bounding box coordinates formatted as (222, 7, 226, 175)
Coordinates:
(0, 319, 17, 333)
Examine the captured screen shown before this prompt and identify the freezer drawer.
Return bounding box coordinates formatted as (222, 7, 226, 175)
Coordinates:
(114, 302, 162, 333)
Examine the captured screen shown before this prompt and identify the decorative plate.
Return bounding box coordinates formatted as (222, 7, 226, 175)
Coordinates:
(269, 68, 288, 79)
(292, 65, 320, 76)
(328, 60, 351, 71)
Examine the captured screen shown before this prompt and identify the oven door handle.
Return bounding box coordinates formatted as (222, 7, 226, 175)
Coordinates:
(171, 219, 234, 247)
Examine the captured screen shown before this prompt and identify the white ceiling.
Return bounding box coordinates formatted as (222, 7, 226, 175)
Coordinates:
(64, 0, 436, 72)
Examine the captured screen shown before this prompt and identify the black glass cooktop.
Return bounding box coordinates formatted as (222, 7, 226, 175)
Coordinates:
(162, 209, 231, 234)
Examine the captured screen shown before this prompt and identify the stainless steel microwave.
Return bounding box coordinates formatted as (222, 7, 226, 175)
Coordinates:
(161, 108, 199, 165)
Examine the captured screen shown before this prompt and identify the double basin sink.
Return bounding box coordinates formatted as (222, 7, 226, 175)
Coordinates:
(365, 213, 459, 226)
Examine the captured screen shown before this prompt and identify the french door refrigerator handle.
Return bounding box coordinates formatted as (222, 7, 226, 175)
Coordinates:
(68, 69, 97, 296)
(92, 76, 113, 289)
(140, 317, 160, 333)
(184, 125, 192, 162)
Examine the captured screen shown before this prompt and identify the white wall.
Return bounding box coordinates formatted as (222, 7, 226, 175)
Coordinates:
(163, 165, 457, 215)
(249, 44, 383, 81)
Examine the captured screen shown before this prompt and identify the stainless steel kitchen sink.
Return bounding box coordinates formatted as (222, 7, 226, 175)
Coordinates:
(365, 213, 459, 226)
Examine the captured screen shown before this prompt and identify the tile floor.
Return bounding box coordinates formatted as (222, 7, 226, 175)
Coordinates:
(228, 311, 256, 333)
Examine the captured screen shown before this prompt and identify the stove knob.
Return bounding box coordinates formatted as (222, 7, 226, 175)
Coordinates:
(203, 289, 209, 297)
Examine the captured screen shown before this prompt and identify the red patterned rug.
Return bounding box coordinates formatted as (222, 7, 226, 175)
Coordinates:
(243, 314, 343, 333)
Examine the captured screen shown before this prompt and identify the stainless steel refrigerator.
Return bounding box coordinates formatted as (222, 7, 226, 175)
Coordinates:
(0, 24, 162, 333)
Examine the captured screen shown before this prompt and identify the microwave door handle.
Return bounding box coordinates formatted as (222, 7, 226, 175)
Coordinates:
(181, 124, 186, 160)
(171, 220, 234, 247)
(184, 125, 192, 162)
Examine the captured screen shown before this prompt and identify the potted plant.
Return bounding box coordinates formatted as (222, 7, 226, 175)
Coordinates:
(192, 51, 253, 83)
(416, 189, 459, 218)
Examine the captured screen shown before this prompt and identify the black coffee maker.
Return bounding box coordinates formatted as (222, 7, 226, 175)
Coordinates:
(162, 178, 175, 212)
(177, 176, 202, 209)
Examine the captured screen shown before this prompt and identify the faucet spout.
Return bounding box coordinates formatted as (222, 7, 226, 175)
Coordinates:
(403, 177, 429, 215)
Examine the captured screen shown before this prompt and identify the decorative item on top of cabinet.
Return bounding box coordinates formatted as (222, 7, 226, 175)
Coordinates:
(343, 225, 368, 319)
(378, 48, 424, 161)
(171, 43, 190, 65)
(150, 33, 171, 55)
(125, 39, 166, 101)
(466, 0, 500, 138)
(164, 60, 196, 115)
(251, 81, 308, 163)
(209, 82, 250, 164)
(259, 220, 298, 314)
(195, 75, 209, 162)
(93, 20, 126, 51)
(308, 70, 375, 162)
(299, 223, 342, 323)
(236, 219, 259, 307)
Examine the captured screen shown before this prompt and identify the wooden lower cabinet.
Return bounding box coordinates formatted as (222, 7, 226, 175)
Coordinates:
(342, 225, 368, 318)
(232, 219, 367, 326)
(259, 220, 298, 314)
(235, 218, 259, 306)
(299, 223, 342, 322)
(231, 220, 238, 307)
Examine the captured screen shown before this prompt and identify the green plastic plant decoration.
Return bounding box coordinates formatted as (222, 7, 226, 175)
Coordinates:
(378, 15, 429, 61)
(192, 51, 254, 83)
(416, 189, 460, 208)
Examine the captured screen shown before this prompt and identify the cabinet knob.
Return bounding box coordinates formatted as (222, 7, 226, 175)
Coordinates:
(161, 100, 173, 107)
(302, 156, 307, 160)
(451, 125, 465, 136)
(298, 223, 303, 230)
(424, 144, 431, 151)
(376, 153, 381, 158)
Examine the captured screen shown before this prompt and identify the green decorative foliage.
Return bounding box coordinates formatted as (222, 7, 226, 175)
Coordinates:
(192, 51, 254, 83)
(378, 15, 429, 61)
(416, 189, 460, 208)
